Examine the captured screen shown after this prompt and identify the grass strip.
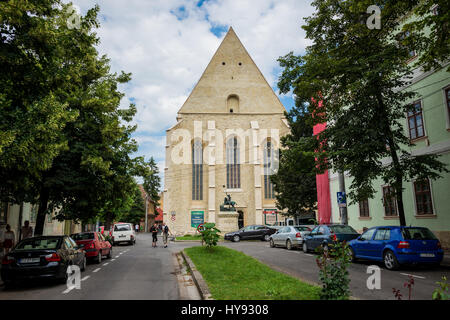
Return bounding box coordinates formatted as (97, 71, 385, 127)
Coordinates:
(184, 245, 320, 300)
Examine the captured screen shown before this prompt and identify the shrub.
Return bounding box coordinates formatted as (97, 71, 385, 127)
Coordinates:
(432, 276, 449, 300)
(315, 240, 352, 300)
(199, 223, 221, 249)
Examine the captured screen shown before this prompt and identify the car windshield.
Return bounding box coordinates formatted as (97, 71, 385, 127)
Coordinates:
(294, 227, 310, 232)
(15, 238, 61, 250)
(402, 228, 437, 240)
(114, 224, 131, 231)
(329, 225, 357, 234)
(71, 233, 95, 240)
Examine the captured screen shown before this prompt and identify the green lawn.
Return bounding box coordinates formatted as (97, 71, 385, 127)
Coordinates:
(184, 246, 320, 300)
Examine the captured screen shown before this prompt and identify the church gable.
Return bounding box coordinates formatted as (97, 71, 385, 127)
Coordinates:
(178, 27, 286, 115)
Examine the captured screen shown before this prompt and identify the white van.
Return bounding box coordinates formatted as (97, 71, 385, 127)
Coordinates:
(111, 223, 136, 246)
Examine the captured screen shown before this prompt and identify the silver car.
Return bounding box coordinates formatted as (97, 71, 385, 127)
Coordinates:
(269, 225, 312, 250)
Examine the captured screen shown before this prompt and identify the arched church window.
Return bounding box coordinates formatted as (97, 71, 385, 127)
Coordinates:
(264, 140, 275, 199)
(226, 136, 240, 189)
(192, 139, 203, 200)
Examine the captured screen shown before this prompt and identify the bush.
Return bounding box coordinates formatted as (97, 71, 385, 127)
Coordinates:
(315, 240, 352, 300)
(199, 223, 221, 249)
(432, 276, 449, 300)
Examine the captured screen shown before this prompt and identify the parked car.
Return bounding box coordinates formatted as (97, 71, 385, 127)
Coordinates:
(111, 223, 136, 246)
(1, 236, 86, 287)
(302, 224, 359, 253)
(71, 232, 112, 263)
(348, 226, 443, 270)
(269, 225, 312, 250)
(224, 225, 277, 242)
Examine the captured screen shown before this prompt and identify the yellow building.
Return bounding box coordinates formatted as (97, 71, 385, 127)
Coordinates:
(163, 28, 290, 235)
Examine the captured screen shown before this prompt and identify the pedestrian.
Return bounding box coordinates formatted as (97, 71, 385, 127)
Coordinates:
(20, 220, 33, 240)
(150, 223, 158, 248)
(158, 223, 162, 235)
(3, 224, 15, 255)
(162, 223, 172, 248)
(135, 224, 139, 233)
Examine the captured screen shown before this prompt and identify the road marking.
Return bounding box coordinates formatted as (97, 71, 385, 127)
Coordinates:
(400, 273, 426, 279)
(93, 268, 101, 273)
(115, 256, 119, 258)
(62, 287, 73, 294)
(103, 263, 109, 266)
(111, 259, 116, 261)
(81, 276, 90, 281)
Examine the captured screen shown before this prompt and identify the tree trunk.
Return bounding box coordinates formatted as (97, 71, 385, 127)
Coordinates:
(34, 188, 49, 236)
(376, 92, 407, 226)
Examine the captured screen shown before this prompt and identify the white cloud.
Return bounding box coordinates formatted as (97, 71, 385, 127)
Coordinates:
(71, 0, 314, 187)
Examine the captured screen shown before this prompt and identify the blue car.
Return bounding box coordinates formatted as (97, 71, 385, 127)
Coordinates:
(302, 224, 360, 253)
(348, 226, 443, 270)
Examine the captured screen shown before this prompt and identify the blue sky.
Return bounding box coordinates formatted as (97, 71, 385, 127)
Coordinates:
(72, 0, 313, 186)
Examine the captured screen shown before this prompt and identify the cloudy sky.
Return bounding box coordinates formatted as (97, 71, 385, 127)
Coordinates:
(72, 0, 314, 186)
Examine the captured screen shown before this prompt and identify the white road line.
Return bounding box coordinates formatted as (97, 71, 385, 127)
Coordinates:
(93, 268, 101, 273)
(114, 256, 119, 258)
(103, 263, 109, 266)
(81, 276, 90, 281)
(62, 287, 73, 294)
(111, 259, 116, 261)
(400, 273, 426, 279)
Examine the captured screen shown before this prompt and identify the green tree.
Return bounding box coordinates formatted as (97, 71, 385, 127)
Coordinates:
(142, 157, 161, 206)
(278, 0, 448, 226)
(403, 0, 450, 72)
(0, 0, 88, 204)
(114, 184, 146, 226)
(270, 103, 317, 219)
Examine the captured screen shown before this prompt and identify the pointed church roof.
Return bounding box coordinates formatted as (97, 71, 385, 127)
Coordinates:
(177, 27, 286, 115)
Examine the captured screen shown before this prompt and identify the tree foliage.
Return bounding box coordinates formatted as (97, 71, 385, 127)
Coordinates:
(278, 0, 448, 226)
(270, 103, 317, 218)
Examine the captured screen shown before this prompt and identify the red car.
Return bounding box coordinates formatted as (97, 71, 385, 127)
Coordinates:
(71, 232, 112, 263)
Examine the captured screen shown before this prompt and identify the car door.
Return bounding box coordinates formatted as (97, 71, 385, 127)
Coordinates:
(97, 232, 105, 255)
(240, 226, 254, 240)
(369, 228, 390, 261)
(317, 226, 329, 248)
(354, 228, 377, 258)
(275, 227, 286, 245)
(308, 226, 320, 248)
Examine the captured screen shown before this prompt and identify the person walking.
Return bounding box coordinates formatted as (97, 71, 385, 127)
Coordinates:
(3, 224, 15, 255)
(162, 223, 172, 248)
(135, 224, 139, 233)
(20, 220, 33, 240)
(150, 223, 158, 248)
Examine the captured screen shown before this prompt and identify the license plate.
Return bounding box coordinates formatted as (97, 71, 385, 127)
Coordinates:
(119, 235, 126, 238)
(420, 253, 435, 258)
(19, 258, 40, 263)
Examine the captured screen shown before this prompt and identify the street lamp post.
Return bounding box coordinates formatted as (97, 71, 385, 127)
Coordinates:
(145, 194, 148, 233)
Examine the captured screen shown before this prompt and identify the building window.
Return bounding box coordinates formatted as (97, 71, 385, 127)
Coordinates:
(0, 202, 8, 224)
(445, 87, 450, 123)
(226, 136, 240, 189)
(30, 205, 38, 222)
(192, 139, 203, 200)
(359, 199, 370, 217)
(414, 179, 433, 215)
(382, 186, 398, 216)
(407, 101, 424, 140)
(264, 140, 275, 199)
(398, 31, 416, 59)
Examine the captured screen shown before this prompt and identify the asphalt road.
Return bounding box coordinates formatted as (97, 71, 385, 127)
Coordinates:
(221, 240, 450, 300)
(1, 234, 448, 300)
(0, 233, 181, 300)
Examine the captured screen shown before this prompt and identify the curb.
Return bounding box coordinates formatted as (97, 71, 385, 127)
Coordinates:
(180, 250, 213, 300)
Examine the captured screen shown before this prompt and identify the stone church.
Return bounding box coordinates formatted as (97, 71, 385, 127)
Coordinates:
(163, 27, 290, 235)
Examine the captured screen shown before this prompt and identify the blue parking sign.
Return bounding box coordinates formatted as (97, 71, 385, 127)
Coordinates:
(337, 192, 346, 204)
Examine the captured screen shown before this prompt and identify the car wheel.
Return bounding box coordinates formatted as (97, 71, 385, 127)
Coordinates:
(270, 239, 275, 248)
(233, 235, 240, 242)
(286, 239, 293, 250)
(383, 250, 400, 270)
(107, 248, 112, 259)
(59, 266, 69, 284)
(263, 234, 271, 242)
(96, 251, 102, 264)
(303, 242, 308, 253)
